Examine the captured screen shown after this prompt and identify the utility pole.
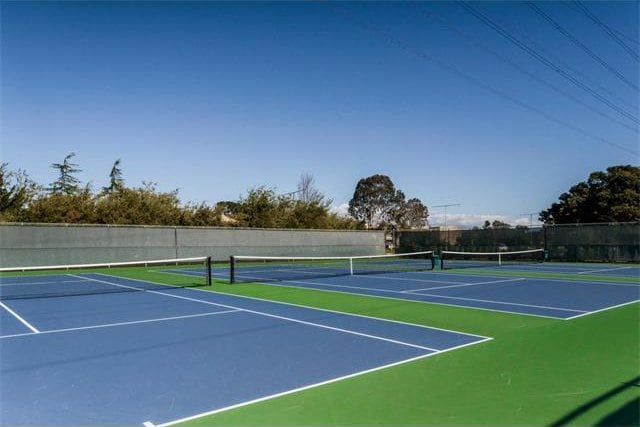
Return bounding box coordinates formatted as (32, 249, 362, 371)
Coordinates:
(434, 203, 461, 231)
(519, 212, 538, 226)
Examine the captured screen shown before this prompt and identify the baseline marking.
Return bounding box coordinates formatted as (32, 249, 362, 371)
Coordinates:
(144, 336, 492, 427)
(0, 300, 40, 333)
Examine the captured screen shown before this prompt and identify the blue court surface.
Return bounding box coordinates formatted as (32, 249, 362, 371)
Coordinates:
(221, 267, 640, 320)
(444, 262, 640, 277)
(0, 273, 489, 426)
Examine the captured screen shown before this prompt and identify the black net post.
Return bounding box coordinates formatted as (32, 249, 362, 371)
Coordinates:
(206, 256, 212, 286)
(229, 256, 236, 284)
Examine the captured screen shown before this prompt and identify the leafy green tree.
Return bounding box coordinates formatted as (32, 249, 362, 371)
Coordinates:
(348, 174, 406, 229)
(21, 188, 96, 224)
(0, 163, 37, 221)
(101, 159, 124, 195)
(50, 153, 82, 195)
(94, 182, 183, 225)
(492, 220, 511, 229)
(232, 187, 280, 228)
(540, 165, 640, 224)
(180, 202, 222, 226)
(402, 198, 429, 229)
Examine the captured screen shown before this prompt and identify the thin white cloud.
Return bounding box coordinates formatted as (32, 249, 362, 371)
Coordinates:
(330, 203, 540, 228)
(429, 213, 537, 228)
(329, 203, 350, 217)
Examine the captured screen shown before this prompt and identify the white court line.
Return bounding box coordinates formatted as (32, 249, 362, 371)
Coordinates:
(577, 266, 638, 275)
(234, 274, 585, 314)
(424, 271, 640, 287)
(236, 268, 465, 286)
(83, 274, 440, 351)
(345, 274, 465, 285)
(144, 336, 492, 427)
(403, 278, 526, 293)
(88, 273, 491, 340)
(0, 310, 240, 339)
(0, 301, 40, 333)
(224, 267, 639, 287)
(0, 279, 88, 287)
(412, 291, 586, 312)
(564, 299, 640, 320)
(232, 274, 572, 320)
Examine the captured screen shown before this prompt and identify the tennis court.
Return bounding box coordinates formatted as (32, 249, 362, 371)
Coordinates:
(0, 267, 488, 426)
(222, 252, 640, 320)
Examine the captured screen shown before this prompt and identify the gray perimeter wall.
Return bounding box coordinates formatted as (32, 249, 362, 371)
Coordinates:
(0, 223, 385, 267)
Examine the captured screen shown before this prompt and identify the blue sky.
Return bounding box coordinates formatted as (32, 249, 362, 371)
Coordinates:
(2, 1, 638, 227)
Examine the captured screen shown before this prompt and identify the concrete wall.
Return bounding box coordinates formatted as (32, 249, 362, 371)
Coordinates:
(0, 223, 385, 267)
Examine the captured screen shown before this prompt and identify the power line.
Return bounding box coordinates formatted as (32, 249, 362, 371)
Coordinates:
(571, 1, 639, 61)
(526, 2, 638, 88)
(493, 9, 638, 112)
(326, 3, 639, 157)
(458, 1, 639, 124)
(413, 4, 638, 134)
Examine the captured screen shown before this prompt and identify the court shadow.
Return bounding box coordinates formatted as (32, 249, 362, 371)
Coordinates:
(596, 397, 639, 426)
(550, 376, 639, 427)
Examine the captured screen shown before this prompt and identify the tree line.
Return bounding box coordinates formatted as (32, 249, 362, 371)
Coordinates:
(1, 154, 637, 228)
(0, 154, 429, 229)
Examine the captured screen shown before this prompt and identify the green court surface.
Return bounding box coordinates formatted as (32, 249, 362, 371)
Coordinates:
(181, 280, 638, 426)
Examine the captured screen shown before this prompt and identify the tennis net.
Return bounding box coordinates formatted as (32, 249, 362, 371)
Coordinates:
(440, 249, 545, 270)
(0, 256, 212, 300)
(229, 251, 434, 284)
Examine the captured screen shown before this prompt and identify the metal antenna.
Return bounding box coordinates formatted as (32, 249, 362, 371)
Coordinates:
(433, 203, 461, 250)
(519, 212, 538, 226)
(433, 204, 461, 231)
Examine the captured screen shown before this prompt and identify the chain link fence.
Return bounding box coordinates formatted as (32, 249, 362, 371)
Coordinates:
(394, 222, 639, 263)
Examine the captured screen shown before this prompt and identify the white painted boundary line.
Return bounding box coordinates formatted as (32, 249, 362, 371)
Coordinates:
(144, 336, 492, 427)
(0, 301, 39, 333)
(234, 274, 585, 315)
(436, 270, 640, 287)
(421, 271, 640, 287)
(564, 299, 640, 320)
(210, 264, 639, 287)
(577, 266, 638, 275)
(84, 274, 442, 351)
(0, 279, 88, 287)
(412, 292, 586, 312)
(226, 267, 637, 322)
(94, 273, 492, 340)
(403, 278, 525, 293)
(232, 275, 568, 320)
(346, 274, 464, 285)
(0, 310, 241, 339)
